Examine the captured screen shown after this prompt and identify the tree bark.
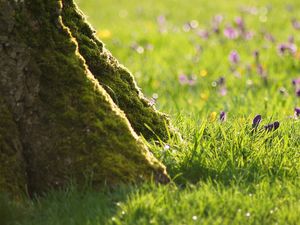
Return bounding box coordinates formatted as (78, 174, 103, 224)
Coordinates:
(0, 0, 170, 197)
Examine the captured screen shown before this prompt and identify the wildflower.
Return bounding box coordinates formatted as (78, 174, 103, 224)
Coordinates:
(214, 76, 227, 96)
(220, 111, 227, 122)
(253, 50, 260, 63)
(211, 15, 223, 34)
(188, 76, 197, 86)
(217, 76, 226, 86)
(178, 74, 188, 85)
(197, 29, 210, 40)
(235, 17, 245, 31)
(210, 112, 217, 122)
(292, 18, 300, 30)
(293, 77, 300, 96)
(213, 14, 223, 24)
(246, 79, 254, 87)
(200, 69, 208, 77)
(292, 78, 300, 86)
(257, 64, 266, 77)
(277, 43, 298, 56)
(183, 21, 199, 32)
(295, 107, 300, 117)
(189, 20, 199, 29)
(252, 115, 262, 129)
(224, 27, 239, 39)
(212, 24, 220, 34)
(183, 23, 191, 32)
(264, 121, 280, 132)
(200, 92, 209, 101)
(244, 31, 254, 40)
(178, 74, 197, 86)
(211, 81, 217, 87)
(157, 15, 166, 26)
(164, 144, 170, 150)
(229, 50, 240, 64)
(97, 29, 112, 39)
(219, 87, 227, 96)
(288, 43, 297, 54)
(277, 43, 288, 56)
(136, 46, 144, 54)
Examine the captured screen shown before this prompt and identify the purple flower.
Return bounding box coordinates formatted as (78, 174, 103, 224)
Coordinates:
(277, 43, 288, 56)
(178, 74, 197, 86)
(252, 115, 262, 129)
(219, 87, 227, 96)
(188, 75, 197, 86)
(277, 43, 298, 56)
(296, 89, 300, 97)
(244, 31, 254, 40)
(214, 77, 227, 96)
(224, 27, 239, 39)
(213, 14, 223, 24)
(197, 29, 210, 40)
(257, 64, 266, 77)
(157, 15, 166, 26)
(217, 76, 226, 86)
(211, 15, 223, 34)
(229, 50, 240, 64)
(179, 74, 188, 85)
(288, 43, 297, 54)
(294, 107, 300, 117)
(220, 111, 227, 122)
(292, 78, 300, 86)
(253, 50, 260, 62)
(235, 17, 245, 31)
(292, 19, 300, 30)
(264, 121, 280, 132)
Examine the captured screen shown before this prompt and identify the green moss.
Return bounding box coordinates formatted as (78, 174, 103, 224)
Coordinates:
(61, 0, 173, 140)
(0, 0, 169, 195)
(0, 98, 27, 197)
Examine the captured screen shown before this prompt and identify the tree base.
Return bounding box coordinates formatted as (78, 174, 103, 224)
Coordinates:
(0, 0, 170, 197)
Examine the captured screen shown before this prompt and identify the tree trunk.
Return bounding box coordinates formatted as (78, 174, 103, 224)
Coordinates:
(0, 0, 170, 197)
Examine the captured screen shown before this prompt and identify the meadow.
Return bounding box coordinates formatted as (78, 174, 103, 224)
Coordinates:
(2, 0, 300, 224)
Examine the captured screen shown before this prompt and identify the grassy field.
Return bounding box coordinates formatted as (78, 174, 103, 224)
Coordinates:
(3, 0, 300, 224)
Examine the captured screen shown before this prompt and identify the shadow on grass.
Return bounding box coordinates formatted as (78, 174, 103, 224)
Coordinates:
(1, 185, 132, 225)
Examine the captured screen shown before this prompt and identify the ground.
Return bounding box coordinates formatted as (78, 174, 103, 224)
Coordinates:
(3, 0, 300, 224)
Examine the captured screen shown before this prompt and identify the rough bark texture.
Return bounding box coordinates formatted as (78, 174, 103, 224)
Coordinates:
(61, 0, 173, 140)
(0, 0, 170, 197)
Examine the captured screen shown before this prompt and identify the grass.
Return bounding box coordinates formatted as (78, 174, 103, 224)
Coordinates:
(3, 0, 300, 224)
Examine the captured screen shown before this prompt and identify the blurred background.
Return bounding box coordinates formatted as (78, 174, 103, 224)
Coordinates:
(75, 0, 300, 120)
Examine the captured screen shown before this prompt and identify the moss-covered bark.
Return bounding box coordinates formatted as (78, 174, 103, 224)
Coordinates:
(61, 0, 173, 140)
(0, 98, 27, 197)
(0, 0, 169, 197)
